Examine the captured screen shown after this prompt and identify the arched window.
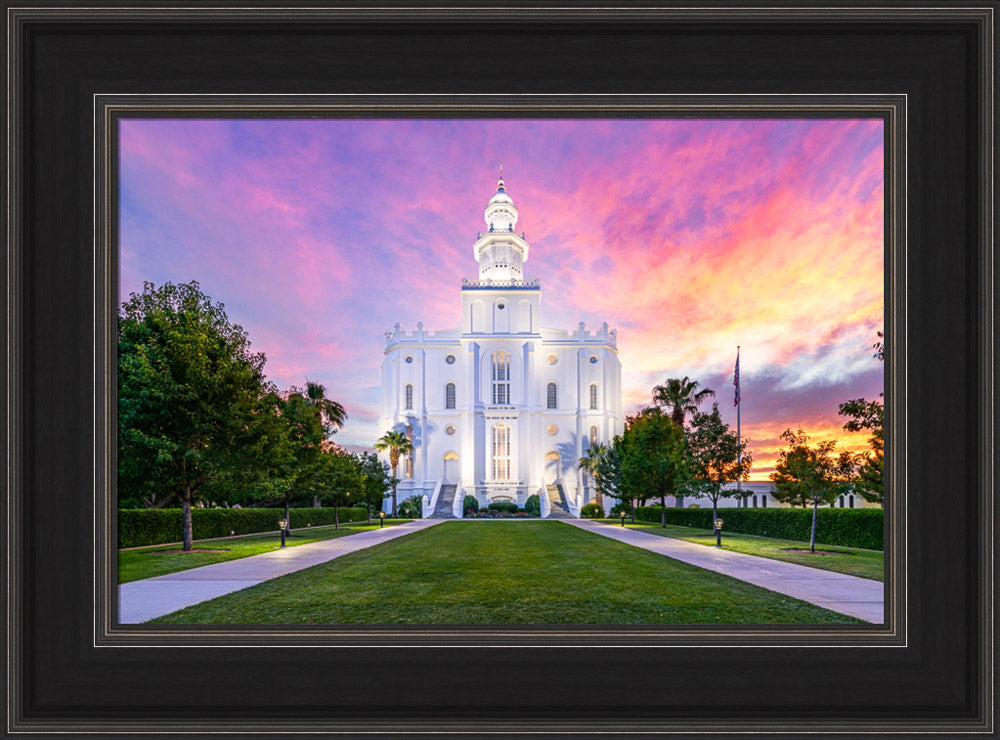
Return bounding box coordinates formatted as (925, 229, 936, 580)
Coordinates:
(839, 495, 845, 508)
(589, 383, 598, 410)
(445, 382, 456, 409)
(590, 425, 598, 447)
(492, 424, 511, 480)
(492, 351, 510, 405)
(761, 496, 767, 508)
(404, 383, 413, 410)
(752, 495, 758, 507)
(546, 382, 557, 409)
(849, 494, 855, 508)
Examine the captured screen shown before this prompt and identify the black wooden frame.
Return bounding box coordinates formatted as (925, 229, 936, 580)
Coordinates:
(4, 3, 996, 737)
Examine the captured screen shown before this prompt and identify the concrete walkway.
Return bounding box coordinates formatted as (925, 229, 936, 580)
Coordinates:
(119, 519, 444, 624)
(567, 520, 884, 623)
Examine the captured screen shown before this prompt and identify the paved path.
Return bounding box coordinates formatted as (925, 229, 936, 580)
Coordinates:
(119, 519, 444, 624)
(566, 520, 884, 623)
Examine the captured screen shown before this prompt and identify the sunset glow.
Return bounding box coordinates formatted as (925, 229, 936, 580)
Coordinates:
(120, 118, 884, 479)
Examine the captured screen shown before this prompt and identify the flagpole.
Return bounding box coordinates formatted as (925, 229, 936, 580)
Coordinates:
(735, 346, 742, 507)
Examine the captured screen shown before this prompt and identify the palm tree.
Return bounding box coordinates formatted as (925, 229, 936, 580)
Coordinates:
(578, 442, 609, 509)
(652, 376, 716, 429)
(305, 380, 348, 429)
(651, 376, 714, 508)
(374, 430, 412, 517)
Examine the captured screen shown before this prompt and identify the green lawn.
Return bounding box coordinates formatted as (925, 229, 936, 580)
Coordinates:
(151, 520, 863, 625)
(599, 520, 884, 581)
(119, 520, 410, 583)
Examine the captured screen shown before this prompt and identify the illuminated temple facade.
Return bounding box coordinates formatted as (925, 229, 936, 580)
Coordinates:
(378, 175, 622, 517)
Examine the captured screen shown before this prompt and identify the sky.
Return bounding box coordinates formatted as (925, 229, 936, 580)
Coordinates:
(119, 118, 884, 479)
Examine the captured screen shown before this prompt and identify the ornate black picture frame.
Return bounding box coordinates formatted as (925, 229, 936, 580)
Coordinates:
(5, 3, 995, 737)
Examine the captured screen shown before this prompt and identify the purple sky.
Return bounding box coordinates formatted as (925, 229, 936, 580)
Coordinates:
(120, 118, 884, 477)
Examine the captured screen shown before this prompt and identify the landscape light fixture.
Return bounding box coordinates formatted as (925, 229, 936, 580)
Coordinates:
(714, 518, 724, 547)
(620, 510, 627, 527)
(379, 510, 385, 528)
(278, 519, 288, 548)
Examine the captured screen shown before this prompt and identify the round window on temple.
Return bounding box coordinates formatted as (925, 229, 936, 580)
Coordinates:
(498, 303, 505, 310)
(405, 356, 413, 364)
(445, 425, 456, 435)
(589, 356, 598, 364)
(446, 355, 455, 364)
(546, 355, 558, 365)
(546, 425, 558, 436)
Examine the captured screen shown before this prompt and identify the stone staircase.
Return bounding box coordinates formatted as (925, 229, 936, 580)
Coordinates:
(430, 484, 458, 518)
(545, 484, 573, 518)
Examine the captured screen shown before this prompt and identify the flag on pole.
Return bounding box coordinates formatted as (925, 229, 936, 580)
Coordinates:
(734, 348, 741, 407)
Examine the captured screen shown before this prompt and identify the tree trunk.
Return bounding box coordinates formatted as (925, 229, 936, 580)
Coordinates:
(284, 497, 291, 535)
(630, 498, 635, 523)
(810, 498, 818, 553)
(660, 494, 667, 528)
(182, 487, 193, 551)
(712, 498, 718, 533)
(392, 484, 398, 518)
(367, 503, 372, 525)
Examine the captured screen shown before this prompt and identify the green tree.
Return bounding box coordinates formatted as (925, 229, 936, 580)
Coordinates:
(620, 407, 690, 528)
(357, 452, 392, 523)
(118, 281, 272, 550)
(577, 442, 609, 509)
(837, 329, 885, 504)
(305, 380, 348, 430)
(652, 376, 716, 428)
(374, 430, 413, 517)
(309, 448, 364, 528)
(686, 404, 753, 527)
(838, 397, 884, 504)
(650, 377, 714, 506)
(595, 436, 630, 520)
(770, 429, 856, 552)
(268, 390, 327, 534)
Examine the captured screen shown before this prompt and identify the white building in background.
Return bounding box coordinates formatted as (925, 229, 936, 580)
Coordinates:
(378, 175, 623, 517)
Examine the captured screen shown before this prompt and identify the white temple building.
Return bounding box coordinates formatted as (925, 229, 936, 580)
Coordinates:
(378, 175, 623, 518)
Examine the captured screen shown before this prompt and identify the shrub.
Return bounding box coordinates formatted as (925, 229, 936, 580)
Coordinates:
(609, 501, 632, 517)
(580, 502, 604, 518)
(396, 495, 423, 518)
(463, 495, 480, 514)
(487, 501, 520, 514)
(523, 494, 541, 516)
(632, 506, 883, 550)
(118, 506, 369, 548)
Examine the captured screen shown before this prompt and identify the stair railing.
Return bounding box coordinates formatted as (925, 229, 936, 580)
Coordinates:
(425, 479, 443, 519)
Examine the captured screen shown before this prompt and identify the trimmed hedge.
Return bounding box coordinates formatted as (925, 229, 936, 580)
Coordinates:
(463, 495, 480, 514)
(580, 502, 604, 519)
(119, 507, 369, 548)
(633, 506, 883, 550)
(487, 501, 520, 514)
(523, 494, 541, 516)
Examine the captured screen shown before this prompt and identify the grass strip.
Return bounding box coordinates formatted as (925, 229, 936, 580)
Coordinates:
(598, 521, 883, 581)
(151, 520, 863, 625)
(119, 520, 410, 583)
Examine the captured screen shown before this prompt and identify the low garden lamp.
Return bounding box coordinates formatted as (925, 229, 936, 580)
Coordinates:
(714, 518, 724, 548)
(278, 519, 288, 548)
(379, 510, 385, 528)
(620, 510, 627, 527)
